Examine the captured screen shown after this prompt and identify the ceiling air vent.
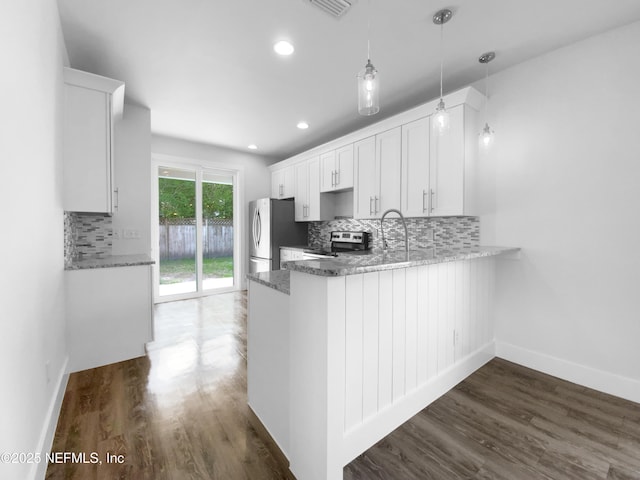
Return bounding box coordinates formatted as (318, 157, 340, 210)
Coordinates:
(308, 0, 352, 18)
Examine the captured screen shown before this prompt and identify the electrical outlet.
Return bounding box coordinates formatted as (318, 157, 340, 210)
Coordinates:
(123, 229, 140, 239)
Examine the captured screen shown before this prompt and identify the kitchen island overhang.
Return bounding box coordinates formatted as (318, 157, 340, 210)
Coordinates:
(247, 246, 518, 480)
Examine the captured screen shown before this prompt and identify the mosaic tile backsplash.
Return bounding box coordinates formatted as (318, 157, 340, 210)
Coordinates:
(308, 216, 479, 252)
(64, 212, 112, 266)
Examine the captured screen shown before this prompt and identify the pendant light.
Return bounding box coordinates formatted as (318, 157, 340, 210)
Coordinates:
(433, 9, 452, 135)
(357, 0, 379, 116)
(478, 51, 496, 148)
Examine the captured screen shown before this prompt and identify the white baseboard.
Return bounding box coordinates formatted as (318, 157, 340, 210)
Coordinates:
(31, 356, 69, 480)
(496, 342, 640, 404)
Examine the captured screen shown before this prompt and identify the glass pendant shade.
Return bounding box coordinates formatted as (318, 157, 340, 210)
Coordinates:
(433, 99, 450, 135)
(358, 60, 380, 116)
(479, 123, 495, 148)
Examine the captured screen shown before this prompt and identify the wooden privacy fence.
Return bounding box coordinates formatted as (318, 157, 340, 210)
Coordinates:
(159, 218, 233, 260)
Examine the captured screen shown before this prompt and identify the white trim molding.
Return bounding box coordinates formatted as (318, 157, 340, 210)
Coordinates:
(496, 341, 640, 404)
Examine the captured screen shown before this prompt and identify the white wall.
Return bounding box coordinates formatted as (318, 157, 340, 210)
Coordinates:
(0, 1, 69, 479)
(151, 135, 271, 289)
(479, 21, 640, 401)
(112, 103, 152, 256)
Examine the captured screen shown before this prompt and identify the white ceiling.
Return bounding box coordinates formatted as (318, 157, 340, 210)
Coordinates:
(57, 0, 640, 161)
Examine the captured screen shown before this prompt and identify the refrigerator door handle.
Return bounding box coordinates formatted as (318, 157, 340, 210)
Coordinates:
(255, 209, 262, 247)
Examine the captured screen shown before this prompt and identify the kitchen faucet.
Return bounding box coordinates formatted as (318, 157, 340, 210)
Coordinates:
(380, 209, 409, 252)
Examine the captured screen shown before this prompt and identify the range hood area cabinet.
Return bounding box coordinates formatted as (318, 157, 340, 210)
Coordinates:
(320, 144, 354, 192)
(271, 165, 295, 199)
(63, 67, 125, 214)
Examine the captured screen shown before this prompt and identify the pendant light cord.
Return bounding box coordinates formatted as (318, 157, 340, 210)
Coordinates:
(439, 20, 444, 99)
(367, 0, 372, 61)
(484, 62, 489, 121)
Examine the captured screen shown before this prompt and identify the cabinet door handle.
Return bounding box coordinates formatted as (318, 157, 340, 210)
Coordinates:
(113, 187, 119, 211)
(375, 196, 379, 214)
(429, 189, 435, 213)
(422, 189, 427, 212)
(279, 184, 284, 197)
(335, 169, 340, 186)
(369, 196, 374, 215)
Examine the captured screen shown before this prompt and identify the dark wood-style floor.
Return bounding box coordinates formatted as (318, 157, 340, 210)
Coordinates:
(47, 292, 640, 480)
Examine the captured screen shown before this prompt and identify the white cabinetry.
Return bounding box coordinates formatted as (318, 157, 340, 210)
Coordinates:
(271, 166, 295, 199)
(401, 116, 431, 217)
(295, 157, 333, 222)
(320, 144, 354, 192)
(354, 127, 402, 219)
(401, 104, 477, 217)
(353, 136, 376, 218)
(63, 67, 124, 213)
(65, 265, 153, 373)
(376, 127, 402, 215)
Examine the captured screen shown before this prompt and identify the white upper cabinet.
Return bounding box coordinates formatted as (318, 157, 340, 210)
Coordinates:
(272, 87, 483, 219)
(401, 105, 478, 217)
(63, 68, 124, 213)
(353, 128, 401, 219)
(430, 104, 467, 216)
(271, 165, 294, 199)
(376, 127, 402, 216)
(320, 144, 354, 192)
(295, 157, 332, 222)
(401, 116, 431, 217)
(353, 136, 376, 218)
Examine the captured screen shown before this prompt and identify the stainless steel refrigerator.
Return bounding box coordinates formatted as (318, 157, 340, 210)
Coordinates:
(249, 198, 308, 273)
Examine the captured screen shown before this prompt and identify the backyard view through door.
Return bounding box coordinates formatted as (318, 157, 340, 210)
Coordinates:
(158, 167, 234, 297)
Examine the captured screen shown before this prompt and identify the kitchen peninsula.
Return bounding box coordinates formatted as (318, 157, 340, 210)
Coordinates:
(247, 245, 518, 480)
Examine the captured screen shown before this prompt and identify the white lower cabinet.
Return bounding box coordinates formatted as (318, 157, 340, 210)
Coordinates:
(65, 265, 153, 372)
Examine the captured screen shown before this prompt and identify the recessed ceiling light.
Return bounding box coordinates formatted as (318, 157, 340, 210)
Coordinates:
(274, 40, 294, 56)
(297, 121, 309, 130)
(248, 144, 258, 150)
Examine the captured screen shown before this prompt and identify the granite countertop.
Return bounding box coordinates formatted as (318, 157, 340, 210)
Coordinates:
(247, 269, 291, 295)
(285, 246, 520, 277)
(65, 253, 155, 270)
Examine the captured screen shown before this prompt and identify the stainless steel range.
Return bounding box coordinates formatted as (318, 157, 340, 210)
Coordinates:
(300, 231, 371, 259)
(330, 231, 370, 253)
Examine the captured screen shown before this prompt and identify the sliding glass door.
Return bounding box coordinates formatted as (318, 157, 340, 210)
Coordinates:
(154, 163, 237, 301)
